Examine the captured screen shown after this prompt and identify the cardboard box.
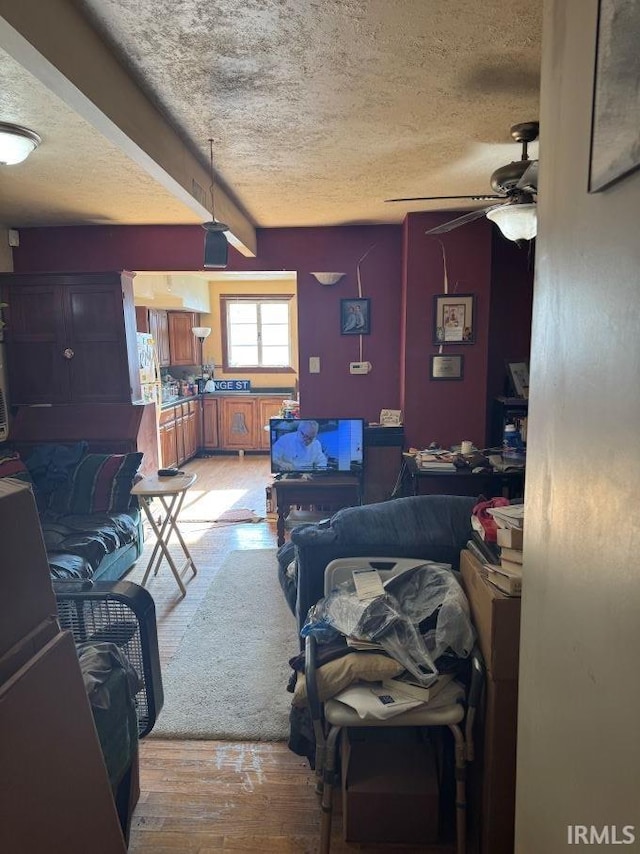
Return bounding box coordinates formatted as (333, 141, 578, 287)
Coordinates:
(460, 549, 521, 680)
(341, 728, 440, 844)
(0, 480, 58, 663)
(467, 677, 519, 854)
(461, 548, 521, 854)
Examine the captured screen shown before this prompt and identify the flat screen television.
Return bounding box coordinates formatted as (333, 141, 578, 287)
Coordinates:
(269, 417, 364, 475)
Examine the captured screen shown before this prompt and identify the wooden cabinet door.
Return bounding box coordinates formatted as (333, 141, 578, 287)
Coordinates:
(168, 312, 199, 366)
(64, 283, 132, 404)
(149, 309, 170, 367)
(3, 275, 134, 406)
(135, 306, 150, 332)
(3, 284, 70, 404)
(202, 398, 218, 449)
(175, 411, 186, 465)
(183, 409, 197, 461)
(192, 399, 203, 450)
(257, 397, 284, 449)
(159, 420, 178, 468)
(218, 398, 256, 450)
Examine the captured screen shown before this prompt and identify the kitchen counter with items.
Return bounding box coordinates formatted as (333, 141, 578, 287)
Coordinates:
(160, 388, 295, 409)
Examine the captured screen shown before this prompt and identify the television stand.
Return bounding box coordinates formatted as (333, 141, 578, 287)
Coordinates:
(272, 474, 361, 546)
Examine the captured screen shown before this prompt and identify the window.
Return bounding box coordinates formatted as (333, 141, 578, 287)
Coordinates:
(221, 295, 293, 372)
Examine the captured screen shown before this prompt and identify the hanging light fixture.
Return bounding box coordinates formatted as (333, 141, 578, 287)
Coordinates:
(203, 138, 229, 269)
(0, 122, 41, 165)
(486, 202, 537, 242)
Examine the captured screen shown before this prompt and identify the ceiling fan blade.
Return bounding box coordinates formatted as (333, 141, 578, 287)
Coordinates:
(425, 204, 505, 235)
(515, 161, 538, 192)
(386, 193, 502, 203)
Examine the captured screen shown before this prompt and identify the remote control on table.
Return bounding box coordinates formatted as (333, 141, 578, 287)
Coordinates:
(158, 468, 181, 477)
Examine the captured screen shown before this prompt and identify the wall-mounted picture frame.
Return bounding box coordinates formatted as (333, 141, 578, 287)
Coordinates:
(507, 360, 530, 398)
(433, 293, 475, 344)
(588, 0, 640, 193)
(430, 354, 464, 381)
(340, 298, 370, 335)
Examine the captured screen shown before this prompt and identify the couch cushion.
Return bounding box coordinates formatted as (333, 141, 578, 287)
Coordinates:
(42, 510, 140, 580)
(49, 452, 143, 515)
(0, 450, 33, 485)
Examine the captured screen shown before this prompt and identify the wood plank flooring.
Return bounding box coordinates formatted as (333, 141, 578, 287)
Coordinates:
(127, 455, 443, 853)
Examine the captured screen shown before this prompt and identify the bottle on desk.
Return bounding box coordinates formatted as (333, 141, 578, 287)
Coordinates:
(503, 423, 524, 459)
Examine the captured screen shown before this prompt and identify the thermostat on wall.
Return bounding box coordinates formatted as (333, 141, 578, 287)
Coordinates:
(349, 361, 372, 374)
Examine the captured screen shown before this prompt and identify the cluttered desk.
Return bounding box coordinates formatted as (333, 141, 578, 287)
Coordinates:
(400, 447, 525, 500)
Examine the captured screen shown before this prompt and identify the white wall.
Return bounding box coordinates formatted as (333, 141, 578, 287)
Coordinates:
(516, 1, 640, 850)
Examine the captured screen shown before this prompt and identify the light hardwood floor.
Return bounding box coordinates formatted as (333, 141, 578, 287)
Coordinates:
(127, 455, 444, 853)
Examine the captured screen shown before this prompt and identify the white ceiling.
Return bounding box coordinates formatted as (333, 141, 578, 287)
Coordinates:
(0, 1, 542, 255)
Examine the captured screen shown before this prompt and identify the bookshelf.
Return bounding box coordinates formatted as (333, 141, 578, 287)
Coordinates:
(491, 396, 528, 448)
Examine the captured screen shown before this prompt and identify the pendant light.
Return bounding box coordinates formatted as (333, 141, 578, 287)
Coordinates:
(203, 138, 229, 269)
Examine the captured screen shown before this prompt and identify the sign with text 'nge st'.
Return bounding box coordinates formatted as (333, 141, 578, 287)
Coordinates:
(212, 379, 251, 392)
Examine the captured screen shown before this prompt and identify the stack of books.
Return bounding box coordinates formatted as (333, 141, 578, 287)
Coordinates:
(484, 504, 524, 596)
(416, 451, 457, 471)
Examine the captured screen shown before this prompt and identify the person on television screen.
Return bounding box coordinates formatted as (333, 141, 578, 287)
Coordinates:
(272, 420, 328, 471)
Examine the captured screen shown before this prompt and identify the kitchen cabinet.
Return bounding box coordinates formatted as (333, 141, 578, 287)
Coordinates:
(258, 397, 285, 449)
(167, 311, 200, 366)
(149, 309, 170, 366)
(202, 397, 219, 449)
(159, 408, 178, 469)
(1, 271, 141, 406)
(159, 399, 200, 466)
(214, 394, 284, 451)
(218, 397, 257, 450)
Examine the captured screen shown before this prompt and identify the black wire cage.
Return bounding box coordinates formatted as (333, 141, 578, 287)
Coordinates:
(54, 579, 163, 738)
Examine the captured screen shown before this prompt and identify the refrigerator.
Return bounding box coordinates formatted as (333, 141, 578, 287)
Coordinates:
(137, 333, 162, 405)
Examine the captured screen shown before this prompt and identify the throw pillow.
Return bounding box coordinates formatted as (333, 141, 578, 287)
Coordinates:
(0, 450, 33, 485)
(50, 452, 143, 516)
(292, 652, 403, 708)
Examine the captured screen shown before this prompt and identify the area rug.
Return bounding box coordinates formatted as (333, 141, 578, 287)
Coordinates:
(150, 548, 299, 741)
(213, 507, 264, 524)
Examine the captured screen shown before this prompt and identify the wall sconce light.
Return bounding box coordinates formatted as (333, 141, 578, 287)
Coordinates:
(0, 122, 41, 165)
(310, 272, 346, 286)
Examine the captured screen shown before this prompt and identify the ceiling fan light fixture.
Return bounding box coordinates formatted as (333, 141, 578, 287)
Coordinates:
(486, 203, 537, 242)
(0, 122, 41, 165)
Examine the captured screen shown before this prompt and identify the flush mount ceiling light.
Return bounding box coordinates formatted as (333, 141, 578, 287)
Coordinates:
(486, 203, 537, 242)
(203, 138, 229, 269)
(310, 272, 346, 286)
(0, 122, 41, 165)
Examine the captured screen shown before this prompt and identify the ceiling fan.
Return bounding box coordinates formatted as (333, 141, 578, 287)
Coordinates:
(386, 121, 539, 242)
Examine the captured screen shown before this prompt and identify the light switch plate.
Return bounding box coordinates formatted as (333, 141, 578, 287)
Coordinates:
(309, 356, 320, 373)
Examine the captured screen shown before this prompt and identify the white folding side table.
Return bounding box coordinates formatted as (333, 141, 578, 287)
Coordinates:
(131, 472, 198, 596)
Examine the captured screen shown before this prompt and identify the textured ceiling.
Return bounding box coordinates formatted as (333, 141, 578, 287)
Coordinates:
(0, 0, 542, 233)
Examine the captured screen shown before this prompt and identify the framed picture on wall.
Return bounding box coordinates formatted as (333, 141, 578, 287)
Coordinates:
(433, 293, 475, 344)
(430, 354, 464, 380)
(507, 360, 530, 398)
(340, 298, 370, 335)
(588, 0, 640, 192)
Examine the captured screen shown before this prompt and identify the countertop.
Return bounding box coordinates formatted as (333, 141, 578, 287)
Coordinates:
(160, 390, 294, 410)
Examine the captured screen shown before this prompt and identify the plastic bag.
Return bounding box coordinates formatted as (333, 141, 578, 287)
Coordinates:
(301, 584, 437, 684)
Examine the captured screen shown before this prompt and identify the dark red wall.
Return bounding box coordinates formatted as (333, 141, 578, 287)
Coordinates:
(401, 213, 493, 450)
(12, 219, 533, 447)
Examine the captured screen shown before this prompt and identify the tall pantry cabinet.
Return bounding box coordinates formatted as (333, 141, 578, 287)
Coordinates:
(0, 271, 141, 406)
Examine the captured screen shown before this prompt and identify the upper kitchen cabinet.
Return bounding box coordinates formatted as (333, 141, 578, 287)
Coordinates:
(148, 309, 170, 366)
(0, 272, 141, 406)
(167, 311, 200, 366)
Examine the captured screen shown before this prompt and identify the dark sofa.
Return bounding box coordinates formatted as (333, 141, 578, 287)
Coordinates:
(279, 493, 478, 638)
(0, 444, 144, 583)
